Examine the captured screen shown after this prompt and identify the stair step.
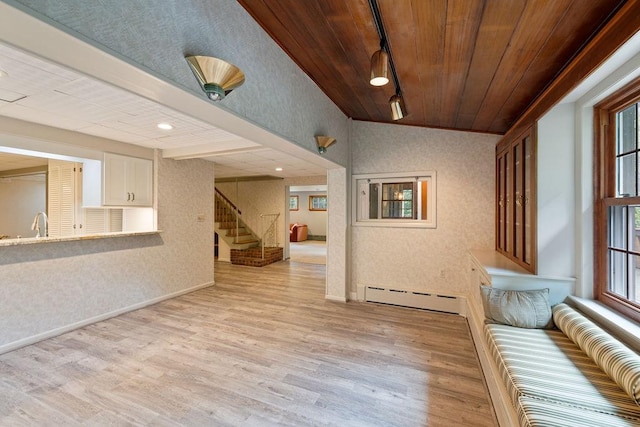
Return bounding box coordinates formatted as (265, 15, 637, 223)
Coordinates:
(226, 229, 250, 237)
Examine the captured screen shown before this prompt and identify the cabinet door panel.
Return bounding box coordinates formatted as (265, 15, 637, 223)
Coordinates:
(129, 157, 153, 206)
(103, 154, 129, 206)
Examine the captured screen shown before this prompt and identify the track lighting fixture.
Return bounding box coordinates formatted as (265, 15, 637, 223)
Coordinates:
(185, 55, 245, 101)
(315, 136, 336, 154)
(368, 0, 408, 120)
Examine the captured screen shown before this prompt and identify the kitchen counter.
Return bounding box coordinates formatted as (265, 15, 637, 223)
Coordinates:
(0, 230, 161, 247)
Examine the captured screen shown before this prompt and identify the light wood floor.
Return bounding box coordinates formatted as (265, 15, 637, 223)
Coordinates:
(0, 261, 496, 426)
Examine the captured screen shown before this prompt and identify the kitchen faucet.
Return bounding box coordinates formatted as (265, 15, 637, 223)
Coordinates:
(32, 211, 48, 238)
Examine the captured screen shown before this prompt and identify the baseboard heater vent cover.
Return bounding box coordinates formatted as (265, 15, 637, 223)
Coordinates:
(364, 286, 460, 314)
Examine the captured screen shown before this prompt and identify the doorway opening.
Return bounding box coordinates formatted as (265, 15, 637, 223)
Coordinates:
(288, 184, 327, 265)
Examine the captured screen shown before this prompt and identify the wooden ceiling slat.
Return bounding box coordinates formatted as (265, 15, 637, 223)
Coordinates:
(439, 0, 485, 129)
(502, 0, 640, 143)
(455, 0, 526, 131)
(488, 0, 627, 133)
(472, 1, 571, 131)
(318, 0, 390, 120)
(411, 0, 447, 128)
(238, 0, 629, 134)
(240, 0, 370, 118)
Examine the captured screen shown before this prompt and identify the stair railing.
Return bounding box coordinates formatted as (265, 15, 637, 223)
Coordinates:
(260, 213, 280, 259)
(215, 189, 243, 244)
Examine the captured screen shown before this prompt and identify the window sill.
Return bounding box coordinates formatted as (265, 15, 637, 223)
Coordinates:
(0, 230, 161, 247)
(353, 220, 436, 229)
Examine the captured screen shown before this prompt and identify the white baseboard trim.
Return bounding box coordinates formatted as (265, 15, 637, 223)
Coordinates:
(325, 294, 347, 303)
(466, 299, 519, 427)
(0, 281, 215, 355)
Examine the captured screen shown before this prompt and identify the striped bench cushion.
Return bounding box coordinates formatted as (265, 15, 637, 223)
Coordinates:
(485, 324, 640, 421)
(554, 303, 640, 405)
(518, 396, 640, 427)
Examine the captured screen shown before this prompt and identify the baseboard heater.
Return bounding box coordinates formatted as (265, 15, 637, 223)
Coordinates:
(364, 285, 460, 314)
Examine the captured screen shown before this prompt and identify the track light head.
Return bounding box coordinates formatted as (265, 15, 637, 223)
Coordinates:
(389, 93, 408, 120)
(369, 49, 389, 86)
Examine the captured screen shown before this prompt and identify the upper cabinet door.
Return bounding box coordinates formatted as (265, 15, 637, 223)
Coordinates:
(103, 153, 153, 207)
(129, 157, 153, 206)
(495, 126, 537, 273)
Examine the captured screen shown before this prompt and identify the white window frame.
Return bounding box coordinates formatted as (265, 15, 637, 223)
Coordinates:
(352, 171, 437, 228)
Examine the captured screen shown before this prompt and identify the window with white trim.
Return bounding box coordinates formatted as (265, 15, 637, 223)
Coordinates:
(352, 172, 436, 228)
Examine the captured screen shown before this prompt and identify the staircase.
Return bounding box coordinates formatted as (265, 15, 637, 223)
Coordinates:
(215, 189, 281, 267)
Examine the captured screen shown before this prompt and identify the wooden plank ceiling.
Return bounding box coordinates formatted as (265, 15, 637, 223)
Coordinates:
(237, 0, 626, 134)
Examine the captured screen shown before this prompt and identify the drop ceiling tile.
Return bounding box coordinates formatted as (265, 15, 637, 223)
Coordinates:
(0, 103, 91, 130)
(75, 124, 150, 144)
(0, 87, 26, 102)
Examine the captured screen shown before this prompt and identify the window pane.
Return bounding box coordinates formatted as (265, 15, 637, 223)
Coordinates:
(618, 104, 637, 155)
(524, 136, 531, 263)
(617, 153, 636, 197)
(630, 254, 640, 304)
(369, 183, 379, 219)
(634, 206, 640, 254)
(514, 142, 523, 259)
(609, 249, 627, 297)
(381, 183, 413, 218)
(505, 150, 512, 253)
(609, 205, 627, 250)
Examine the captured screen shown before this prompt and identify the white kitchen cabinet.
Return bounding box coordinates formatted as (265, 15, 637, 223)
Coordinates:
(103, 153, 153, 206)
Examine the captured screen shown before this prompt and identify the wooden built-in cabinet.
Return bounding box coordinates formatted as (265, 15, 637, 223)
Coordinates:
(103, 153, 153, 207)
(496, 126, 537, 273)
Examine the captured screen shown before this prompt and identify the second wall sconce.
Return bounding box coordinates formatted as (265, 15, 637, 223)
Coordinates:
(315, 136, 336, 154)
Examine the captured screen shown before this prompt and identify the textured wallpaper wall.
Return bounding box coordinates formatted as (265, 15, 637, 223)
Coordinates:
(7, 0, 350, 167)
(351, 121, 498, 300)
(0, 157, 214, 350)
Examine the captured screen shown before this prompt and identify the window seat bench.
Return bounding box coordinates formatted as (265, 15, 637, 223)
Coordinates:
(485, 299, 640, 426)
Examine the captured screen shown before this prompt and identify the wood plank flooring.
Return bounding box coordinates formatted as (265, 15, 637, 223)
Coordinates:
(0, 260, 496, 426)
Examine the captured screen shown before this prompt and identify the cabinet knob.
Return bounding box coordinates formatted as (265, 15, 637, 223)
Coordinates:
(127, 192, 131, 201)
(132, 192, 135, 201)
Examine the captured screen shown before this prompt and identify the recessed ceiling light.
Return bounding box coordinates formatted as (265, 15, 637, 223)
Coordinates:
(157, 123, 173, 130)
(275, 167, 283, 172)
